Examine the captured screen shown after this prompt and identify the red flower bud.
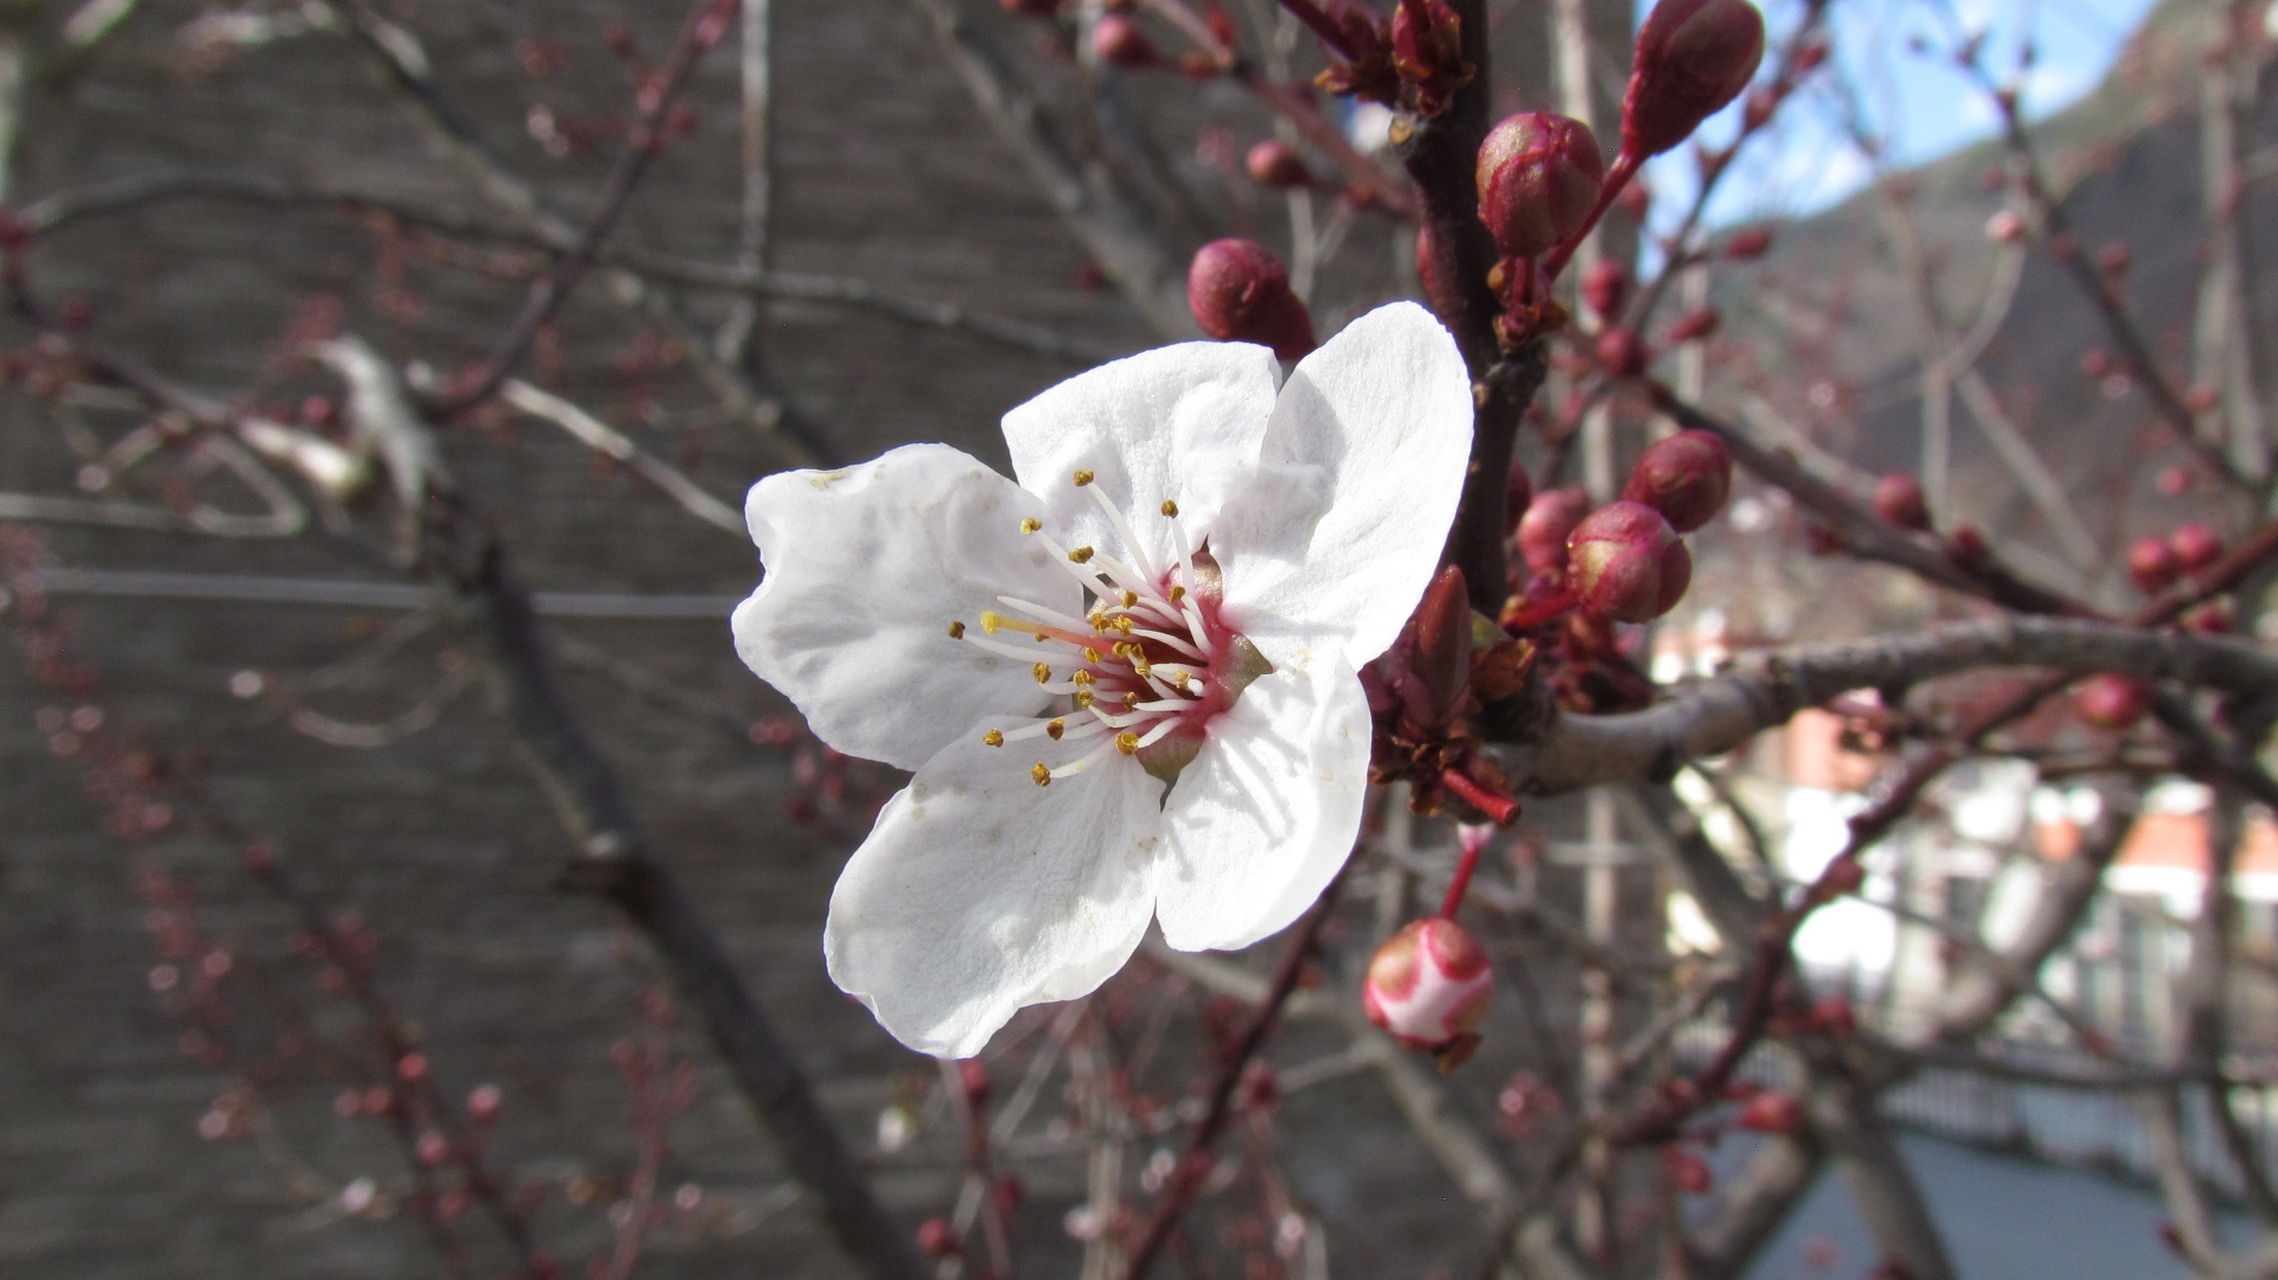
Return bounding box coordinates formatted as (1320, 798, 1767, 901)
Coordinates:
(1186, 239, 1317, 361)
(1663, 1147, 1714, 1193)
(1581, 259, 1630, 322)
(1569, 501, 1692, 622)
(2169, 522, 2222, 572)
(1475, 112, 1605, 259)
(1872, 473, 1930, 531)
(1363, 918, 1492, 1054)
(2184, 599, 2235, 635)
(1410, 565, 1474, 727)
(1245, 139, 1313, 189)
(1808, 995, 1855, 1037)
(1668, 305, 1720, 343)
(1722, 225, 1774, 259)
(1517, 485, 1590, 576)
(2098, 241, 2130, 276)
(1093, 14, 1161, 68)
(917, 1218, 961, 1258)
(1622, 430, 1731, 532)
(2078, 674, 2150, 732)
(1736, 1090, 1806, 1134)
(1595, 326, 1648, 378)
(1947, 525, 1990, 567)
(2127, 536, 2181, 593)
(1623, 0, 1766, 158)
(1616, 178, 1652, 223)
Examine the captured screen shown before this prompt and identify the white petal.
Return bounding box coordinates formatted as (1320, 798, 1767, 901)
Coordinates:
(1001, 340, 1280, 575)
(1212, 302, 1474, 668)
(1153, 651, 1372, 953)
(733, 444, 1079, 771)
(826, 718, 1167, 1057)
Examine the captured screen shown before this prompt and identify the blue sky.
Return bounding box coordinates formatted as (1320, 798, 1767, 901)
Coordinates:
(1641, 0, 2165, 243)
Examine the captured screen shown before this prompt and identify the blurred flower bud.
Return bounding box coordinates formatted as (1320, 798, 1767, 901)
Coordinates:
(1245, 139, 1313, 189)
(2184, 384, 2221, 415)
(2079, 674, 2150, 731)
(1723, 225, 1774, 259)
(1475, 112, 1605, 259)
(2156, 465, 2194, 496)
(1621, 430, 1731, 532)
(1947, 525, 1990, 567)
(2184, 599, 2235, 635)
(1518, 485, 1590, 576)
(957, 1058, 991, 1110)
(1569, 501, 1692, 622)
(2169, 522, 2222, 572)
(1808, 995, 1855, 1037)
(1581, 259, 1630, 322)
(1985, 209, 2026, 244)
(1664, 1146, 1715, 1193)
(1595, 326, 1648, 378)
(2127, 536, 2181, 593)
(2098, 241, 2131, 276)
(1741, 84, 1778, 131)
(1872, 473, 1930, 531)
(1093, 14, 1161, 68)
(1186, 239, 1317, 361)
(1668, 305, 1720, 343)
(1616, 178, 1652, 222)
(2079, 348, 2111, 378)
(917, 1218, 961, 1258)
(1736, 1090, 1806, 1134)
(1363, 918, 1492, 1057)
(1622, 0, 1766, 158)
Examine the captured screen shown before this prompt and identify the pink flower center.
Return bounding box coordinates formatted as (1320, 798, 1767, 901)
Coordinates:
(948, 471, 1264, 785)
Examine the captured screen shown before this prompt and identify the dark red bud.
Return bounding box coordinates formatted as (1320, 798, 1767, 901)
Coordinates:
(1595, 327, 1648, 378)
(2098, 242, 2130, 276)
(1518, 486, 1590, 575)
(1664, 1147, 1714, 1193)
(2127, 537, 2181, 593)
(1505, 463, 1534, 540)
(1093, 14, 1161, 68)
(1792, 38, 1829, 74)
(2079, 348, 2110, 378)
(2169, 522, 2222, 572)
(1186, 239, 1317, 361)
(1413, 565, 1474, 724)
(1475, 112, 1605, 259)
(1736, 1091, 1807, 1134)
(1947, 525, 1990, 567)
(2184, 599, 2235, 635)
(1621, 429, 1731, 532)
(1390, 0, 1468, 115)
(1581, 259, 1630, 322)
(1809, 995, 1855, 1037)
(2079, 674, 2150, 731)
(1872, 473, 1930, 531)
(1568, 501, 1692, 622)
(1741, 84, 1778, 131)
(1723, 225, 1774, 259)
(1615, 179, 1651, 223)
(1668, 305, 1720, 343)
(1245, 139, 1313, 188)
(1821, 855, 1865, 896)
(1623, 0, 1767, 158)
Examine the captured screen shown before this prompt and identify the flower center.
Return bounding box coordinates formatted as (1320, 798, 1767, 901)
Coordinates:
(949, 470, 1270, 786)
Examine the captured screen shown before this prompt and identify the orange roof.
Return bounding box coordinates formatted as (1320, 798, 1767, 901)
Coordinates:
(2113, 810, 2278, 877)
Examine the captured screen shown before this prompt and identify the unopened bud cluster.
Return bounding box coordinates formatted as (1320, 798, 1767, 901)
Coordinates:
(1622, 0, 1766, 159)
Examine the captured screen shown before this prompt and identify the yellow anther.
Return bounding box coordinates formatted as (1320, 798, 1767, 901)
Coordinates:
(1035, 633, 1048, 643)
(1121, 590, 1138, 608)
(1110, 641, 1134, 659)
(1123, 692, 1141, 708)
(1072, 669, 1097, 685)
(979, 610, 1005, 634)
(1046, 718, 1067, 740)
(983, 728, 1004, 747)
(1073, 469, 1095, 487)
(1087, 612, 1108, 631)
(1031, 763, 1051, 786)
(1169, 585, 1186, 603)
(1075, 690, 1096, 708)
(947, 620, 966, 639)
(1133, 659, 1153, 677)
(1115, 732, 1139, 755)
(1068, 546, 1096, 564)
(1082, 648, 1102, 664)
(1113, 616, 1136, 635)
(1019, 517, 1042, 534)
(1033, 662, 1052, 684)
(1161, 500, 1179, 517)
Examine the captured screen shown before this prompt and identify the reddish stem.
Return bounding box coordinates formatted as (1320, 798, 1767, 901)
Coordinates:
(1500, 582, 1580, 631)
(1439, 768, 1519, 826)
(1541, 147, 1642, 281)
(1436, 830, 1490, 917)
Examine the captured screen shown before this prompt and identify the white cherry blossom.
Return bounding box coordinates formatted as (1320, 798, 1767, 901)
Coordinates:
(733, 302, 1473, 1056)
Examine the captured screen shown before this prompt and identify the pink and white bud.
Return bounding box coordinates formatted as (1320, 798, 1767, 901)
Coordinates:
(1245, 139, 1313, 189)
(1621, 429, 1731, 533)
(1517, 485, 1590, 576)
(1622, 0, 1766, 158)
(2078, 674, 2151, 732)
(1363, 918, 1493, 1056)
(2169, 522, 2222, 573)
(1186, 239, 1317, 361)
(1568, 500, 1692, 622)
(1093, 14, 1161, 69)
(1872, 473, 1930, 531)
(2128, 536, 2181, 593)
(1475, 112, 1605, 259)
